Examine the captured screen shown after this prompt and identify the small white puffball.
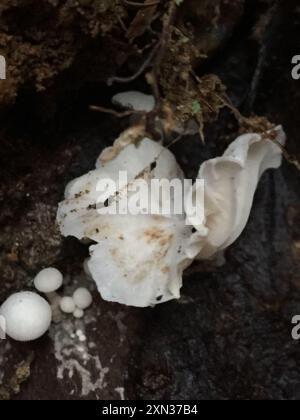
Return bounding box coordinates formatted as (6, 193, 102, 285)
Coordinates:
(73, 308, 84, 319)
(73, 288, 93, 310)
(59, 296, 76, 314)
(34, 267, 63, 293)
(0, 292, 52, 342)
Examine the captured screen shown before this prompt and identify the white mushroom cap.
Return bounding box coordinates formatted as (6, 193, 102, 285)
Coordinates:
(59, 297, 76, 314)
(34, 267, 63, 293)
(0, 292, 52, 342)
(73, 288, 93, 310)
(112, 91, 155, 113)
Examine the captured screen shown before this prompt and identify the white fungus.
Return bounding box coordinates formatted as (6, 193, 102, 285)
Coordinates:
(59, 297, 76, 314)
(73, 308, 84, 319)
(185, 126, 286, 259)
(76, 329, 87, 342)
(34, 267, 63, 293)
(57, 135, 197, 307)
(73, 288, 93, 310)
(57, 126, 285, 307)
(112, 91, 155, 113)
(0, 292, 52, 342)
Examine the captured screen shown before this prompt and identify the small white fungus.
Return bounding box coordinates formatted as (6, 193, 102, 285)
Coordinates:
(0, 292, 52, 342)
(73, 308, 84, 319)
(34, 267, 63, 293)
(73, 288, 93, 310)
(76, 329, 87, 342)
(59, 296, 76, 314)
(112, 91, 155, 113)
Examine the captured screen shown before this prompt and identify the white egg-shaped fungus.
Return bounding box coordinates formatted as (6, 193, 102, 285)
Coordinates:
(57, 125, 285, 307)
(34, 267, 63, 293)
(73, 287, 93, 310)
(59, 296, 76, 314)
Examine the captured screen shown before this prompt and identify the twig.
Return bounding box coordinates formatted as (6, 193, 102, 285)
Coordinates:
(89, 105, 146, 118)
(153, 0, 177, 70)
(150, 0, 177, 107)
(116, 14, 128, 32)
(165, 133, 183, 149)
(272, 141, 300, 172)
(122, 0, 160, 7)
(107, 42, 161, 86)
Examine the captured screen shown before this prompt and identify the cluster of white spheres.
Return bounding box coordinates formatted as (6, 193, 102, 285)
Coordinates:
(0, 267, 93, 342)
(59, 287, 93, 318)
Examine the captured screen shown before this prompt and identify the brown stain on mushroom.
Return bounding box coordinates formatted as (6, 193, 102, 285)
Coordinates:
(143, 227, 173, 249)
(111, 248, 118, 258)
(161, 266, 170, 274)
(143, 227, 174, 264)
(83, 212, 177, 285)
(103, 224, 175, 285)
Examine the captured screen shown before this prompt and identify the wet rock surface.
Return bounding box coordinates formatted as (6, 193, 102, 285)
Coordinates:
(0, 0, 299, 400)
